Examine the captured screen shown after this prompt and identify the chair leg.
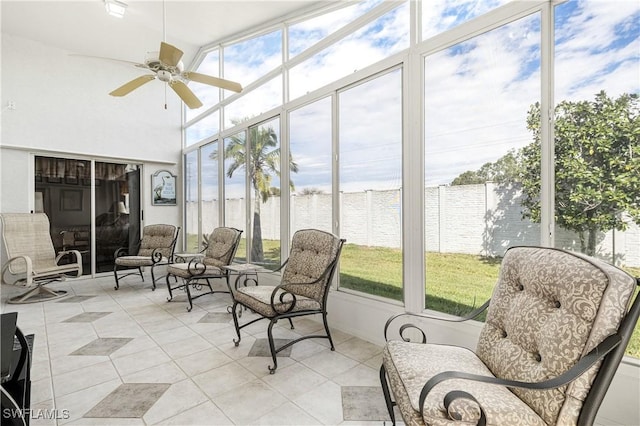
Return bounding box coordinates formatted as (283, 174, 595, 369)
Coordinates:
(287, 318, 294, 329)
(185, 279, 194, 312)
(231, 301, 242, 346)
(150, 266, 156, 291)
(113, 264, 120, 290)
(380, 364, 396, 425)
(267, 319, 279, 374)
(138, 267, 145, 282)
(322, 311, 335, 350)
(166, 274, 174, 301)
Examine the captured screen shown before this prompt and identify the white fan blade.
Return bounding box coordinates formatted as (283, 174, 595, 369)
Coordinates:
(183, 72, 243, 93)
(159, 42, 183, 67)
(109, 75, 156, 97)
(169, 80, 203, 109)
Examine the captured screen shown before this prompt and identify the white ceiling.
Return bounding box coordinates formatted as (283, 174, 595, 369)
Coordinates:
(1, 0, 336, 68)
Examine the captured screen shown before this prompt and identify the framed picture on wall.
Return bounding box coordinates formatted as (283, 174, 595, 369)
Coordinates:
(151, 170, 176, 206)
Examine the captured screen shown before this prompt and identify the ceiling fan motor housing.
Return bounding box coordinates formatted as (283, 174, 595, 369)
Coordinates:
(157, 69, 173, 82)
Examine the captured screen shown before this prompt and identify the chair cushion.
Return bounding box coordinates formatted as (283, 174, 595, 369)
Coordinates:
(137, 224, 176, 257)
(205, 228, 241, 265)
(383, 340, 546, 426)
(476, 247, 636, 424)
(115, 256, 159, 267)
(280, 229, 341, 301)
(234, 285, 321, 318)
(166, 262, 223, 279)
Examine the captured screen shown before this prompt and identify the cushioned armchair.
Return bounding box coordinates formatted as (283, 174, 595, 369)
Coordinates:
(380, 246, 640, 426)
(165, 227, 242, 311)
(113, 224, 179, 290)
(231, 229, 346, 374)
(1, 213, 82, 303)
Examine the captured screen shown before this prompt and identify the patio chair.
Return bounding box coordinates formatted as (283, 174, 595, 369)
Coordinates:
(380, 246, 640, 426)
(165, 227, 242, 311)
(113, 224, 179, 290)
(230, 229, 345, 374)
(1, 213, 82, 303)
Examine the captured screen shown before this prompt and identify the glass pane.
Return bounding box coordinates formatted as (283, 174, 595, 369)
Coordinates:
(290, 2, 409, 101)
(224, 29, 282, 92)
(185, 151, 199, 252)
(422, 0, 511, 41)
(185, 110, 219, 147)
(224, 76, 282, 129)
(94, 162, 140, 273)
(186, 49, 220, 122)
(339, 70, 403, 300)
(248, 118, 281, 270)
(201, 142, 220, 239)
(288, 0, 385, 58)
(553, 0, 640, 358)
(224, 131, 248, 262)
(34, 156, 92, 275)
(424, 13, 541, 314)
(289, 97, 333, 234)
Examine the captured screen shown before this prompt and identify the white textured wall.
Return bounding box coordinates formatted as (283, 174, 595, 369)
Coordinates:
(1, 34, 181, 234)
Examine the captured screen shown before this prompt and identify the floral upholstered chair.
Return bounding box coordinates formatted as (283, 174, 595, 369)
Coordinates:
(1, 213, 82, 303)
(165, 227, 242, 311)
(113, 224, 179, 290)
(230, 229, 346, 374)
(380, 246, 640, 426)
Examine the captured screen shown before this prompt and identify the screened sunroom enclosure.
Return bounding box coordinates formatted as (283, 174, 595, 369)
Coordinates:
(183, 0, 639, 357)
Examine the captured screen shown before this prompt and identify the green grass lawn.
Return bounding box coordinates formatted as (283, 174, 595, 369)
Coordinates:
(187, 234, 640, 357)
(339, 243, 640, 358)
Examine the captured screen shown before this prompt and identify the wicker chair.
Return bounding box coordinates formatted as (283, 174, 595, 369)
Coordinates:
(113, 224, 179, 290)
(165, 227, 242, 311)
(230, 229, 345, 374)
(380, 246, 640, 426)
(1, 213, 82, 303)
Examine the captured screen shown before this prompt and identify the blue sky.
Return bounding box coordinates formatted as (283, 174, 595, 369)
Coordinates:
(188, 0, 640, 193)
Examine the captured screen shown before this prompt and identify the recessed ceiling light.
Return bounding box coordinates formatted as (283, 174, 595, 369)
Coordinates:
(104, 0, 127, 18)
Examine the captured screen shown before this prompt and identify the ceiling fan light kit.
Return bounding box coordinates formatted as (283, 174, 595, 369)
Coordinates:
(104, 0, 127, 18)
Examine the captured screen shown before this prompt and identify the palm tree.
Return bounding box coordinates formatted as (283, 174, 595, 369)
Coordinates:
(215, 122, 298, 262)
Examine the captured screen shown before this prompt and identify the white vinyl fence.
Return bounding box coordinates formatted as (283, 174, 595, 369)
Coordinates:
(187, 183, 640, 267)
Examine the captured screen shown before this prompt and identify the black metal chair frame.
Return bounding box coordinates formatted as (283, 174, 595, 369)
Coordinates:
(379, 277, 640, 426)
(113, 226, 180, 291)
(230, 237, 345, 374)
(165, 228, 242, 312)
(1, 312, 32, 426)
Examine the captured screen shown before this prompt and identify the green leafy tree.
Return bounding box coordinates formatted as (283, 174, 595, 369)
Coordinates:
(522, 91, 640, 255)
(217, 122, 298, 262)
(451, 150, 520, 185)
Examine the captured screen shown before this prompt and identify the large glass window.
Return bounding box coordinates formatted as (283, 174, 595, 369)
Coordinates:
(224, 29, 282, 92)
(552, 0, 640, 358)
(422, 0, 510, 41)
(248, 118, 282, 269)
(186, 49, 220, 122)
(289, 2, 409, 101)
(201, 142, 220, 240)
(224, 131, 248, 262)
(223, 76, 282, 129)
(184, 151, 199, 252)
(289, 97, 333, 234)
(424, 13, 541, 313)
(339, 69, 403, 300)
(185, 110, 219, 147)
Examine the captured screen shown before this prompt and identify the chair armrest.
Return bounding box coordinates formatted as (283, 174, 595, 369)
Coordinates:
(383, 299, 491, 343)
(150, 248, 166, 264)
(417, 334, 622, 423)
(114, 247, 129, 258)
(1, 256, 34, 285)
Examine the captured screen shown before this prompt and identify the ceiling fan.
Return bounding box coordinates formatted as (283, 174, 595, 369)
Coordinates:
(108, 41, 242, 109)
(106, 0, 242, 109)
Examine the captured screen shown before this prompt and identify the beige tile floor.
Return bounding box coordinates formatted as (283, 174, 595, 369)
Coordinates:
(2, 274, 397, 425)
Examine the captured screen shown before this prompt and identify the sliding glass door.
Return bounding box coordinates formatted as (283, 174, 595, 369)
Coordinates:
(34, 156, 141, 275)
